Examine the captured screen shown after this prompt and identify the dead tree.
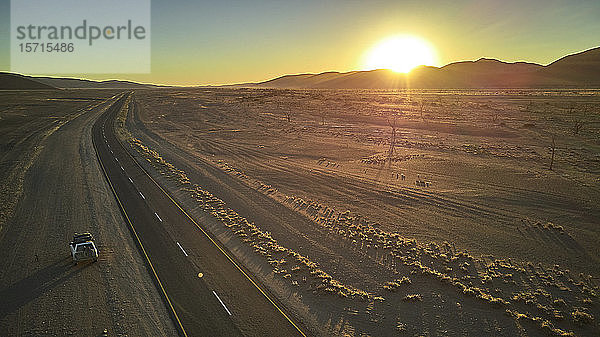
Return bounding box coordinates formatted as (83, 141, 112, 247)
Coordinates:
(283, 109, 292, 123)
(549, 134, 557, 170)
(572, 104, 590, 135)
(418, 100, 427, 121)
(573, 119, 584, 135)
(386, 113, 399, 165)
(491, 106, 500, 123)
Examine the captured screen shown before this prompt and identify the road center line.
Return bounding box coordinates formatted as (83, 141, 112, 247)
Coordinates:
(213, 291, 232, 316)
(120, 165, 124, 171)
(139, 191, 145, 199)
(155, 212, 163, 222)
(176, 242, 188, 257)
(128, 177, 133, 183)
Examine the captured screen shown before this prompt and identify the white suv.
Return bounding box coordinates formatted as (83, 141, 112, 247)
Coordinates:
(69, 233, 99, 263)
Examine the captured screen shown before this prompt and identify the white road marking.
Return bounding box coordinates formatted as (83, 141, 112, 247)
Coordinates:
(110, 149, 113, 154)
(139, 191, 145, 199)
(213, 291, 232, 316)
(155, 212, 162, 222)
(176, 242, 188, 256)
(120, 165, 124, 171)
(128, 177, 133, 183)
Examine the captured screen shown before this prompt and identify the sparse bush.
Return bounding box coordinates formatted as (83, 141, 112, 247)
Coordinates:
(571, 309, 594, 324)
(403, 294, 423, 302)
(129, 135, 373, 301)
(553, 298, 567, 307)
(126, 109, 597, 337)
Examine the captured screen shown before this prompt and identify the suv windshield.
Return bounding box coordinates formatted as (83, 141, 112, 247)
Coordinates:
(76, 243, 93, 252)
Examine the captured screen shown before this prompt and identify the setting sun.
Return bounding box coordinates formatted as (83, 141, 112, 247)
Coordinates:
(363, 35, 437, 73)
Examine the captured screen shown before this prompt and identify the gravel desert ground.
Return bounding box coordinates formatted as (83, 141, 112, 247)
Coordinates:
(1, 87, 598, 337)
(119, 88, 599, 336)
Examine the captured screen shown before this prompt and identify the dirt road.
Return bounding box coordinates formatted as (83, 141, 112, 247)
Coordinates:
(0, 91, 177, 336)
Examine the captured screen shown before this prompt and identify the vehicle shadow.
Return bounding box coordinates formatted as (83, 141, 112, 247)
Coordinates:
(0, 257, 88, 319)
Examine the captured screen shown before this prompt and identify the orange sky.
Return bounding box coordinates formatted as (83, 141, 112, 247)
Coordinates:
(1, 0, 599, 85)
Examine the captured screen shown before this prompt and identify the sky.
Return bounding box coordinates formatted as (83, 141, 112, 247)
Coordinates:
(0, 0, 599, 85)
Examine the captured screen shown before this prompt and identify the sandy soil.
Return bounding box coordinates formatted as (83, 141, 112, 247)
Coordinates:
(121, 88, 599, 336)
(0, 91, 177, 336)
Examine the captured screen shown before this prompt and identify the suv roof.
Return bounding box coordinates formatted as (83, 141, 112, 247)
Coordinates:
(72, 232, 94, 244)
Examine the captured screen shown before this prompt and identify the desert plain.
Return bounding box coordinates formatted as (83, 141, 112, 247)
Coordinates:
(126, 87, 599, 336)
(1, 87, 599, 336)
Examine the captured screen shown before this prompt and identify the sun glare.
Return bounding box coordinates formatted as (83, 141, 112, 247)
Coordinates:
(364, 35, 437, 73)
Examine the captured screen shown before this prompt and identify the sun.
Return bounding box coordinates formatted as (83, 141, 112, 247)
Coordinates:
(363, 35, 437, 73)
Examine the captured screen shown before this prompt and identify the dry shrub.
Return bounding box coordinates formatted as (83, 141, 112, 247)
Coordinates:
(402, 294, 423, 302)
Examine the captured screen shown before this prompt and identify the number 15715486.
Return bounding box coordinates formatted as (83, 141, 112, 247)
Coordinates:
(19, 42, 74, 53)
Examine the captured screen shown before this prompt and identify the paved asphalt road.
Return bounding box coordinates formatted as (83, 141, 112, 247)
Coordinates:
(92, 93, 307, 337)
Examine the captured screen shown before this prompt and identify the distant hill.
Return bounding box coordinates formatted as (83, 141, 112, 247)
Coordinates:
(241, 47, 600, 89)
(0, 73, 57, 90)
(0, 72, 162, 89)
(33, 77, 161, 89)
(539, 47, 600, 86)
(3, 47, 599, 89)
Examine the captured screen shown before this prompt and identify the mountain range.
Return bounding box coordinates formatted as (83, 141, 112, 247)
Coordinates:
(1, 47, 599, 89)
(240, 46, 600, 89)
(0, 73, 160, 90)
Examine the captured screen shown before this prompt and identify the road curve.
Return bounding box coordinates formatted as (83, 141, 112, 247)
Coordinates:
(91, 93, 307, 337)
